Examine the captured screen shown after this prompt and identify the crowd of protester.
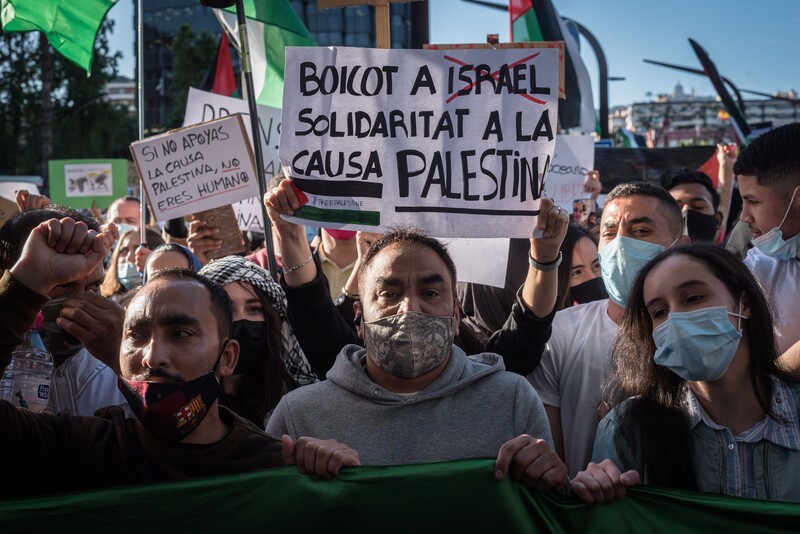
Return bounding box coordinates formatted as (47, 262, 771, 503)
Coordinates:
(0, 123, 799, 506)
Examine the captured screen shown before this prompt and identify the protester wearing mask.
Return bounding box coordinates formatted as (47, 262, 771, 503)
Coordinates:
(265, 177, 568, 379)
(664, 170, 722, 242)
(573, 244, 800, 503)
(100, 228, 164, 300)
(266, 228, 569, 496)
(528, 182, 688, 477)
(0, 207, 127, 416)
(0, 222, 359, 499)
(734, 123, 800, 354)
(200, 255, 317, 427)
(555, 223, 605, 310)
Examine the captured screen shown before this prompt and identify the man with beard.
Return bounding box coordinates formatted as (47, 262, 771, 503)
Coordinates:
(0, 217, 358, 498)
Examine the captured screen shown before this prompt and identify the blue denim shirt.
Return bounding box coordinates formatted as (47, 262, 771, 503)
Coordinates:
(592, 379, 800, 502)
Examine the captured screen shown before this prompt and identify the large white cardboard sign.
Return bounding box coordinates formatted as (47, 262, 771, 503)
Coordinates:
(130, 114, 260, 222)
(279, 45, 561, 238)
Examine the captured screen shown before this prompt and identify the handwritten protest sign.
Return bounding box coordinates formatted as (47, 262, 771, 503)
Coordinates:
(183, 88, 283, 232)
(279, 45, 562, 238)
(130, 114, 260, 222)
(543, 135, 595, 211)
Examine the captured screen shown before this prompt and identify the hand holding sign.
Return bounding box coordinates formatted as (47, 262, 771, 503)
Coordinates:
(531, 198, 569, 262)
(264, 180, 315, 286)
(186, 220, 223, 265)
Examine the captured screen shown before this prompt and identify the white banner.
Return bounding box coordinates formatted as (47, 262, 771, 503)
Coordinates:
(279, 46, 561, 238)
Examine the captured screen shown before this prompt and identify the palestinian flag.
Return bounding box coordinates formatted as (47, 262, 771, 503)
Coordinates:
(510, 0, 595, 133)
(1, 0, 116, 72)
(214, 0, 315, 109)
(688, 39, 750, 144)
(288, 179, 381, 228)
(199, 32, 240, 98)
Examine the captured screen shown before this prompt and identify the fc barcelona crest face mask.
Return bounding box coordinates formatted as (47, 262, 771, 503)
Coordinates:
(117, 346, 226, 444)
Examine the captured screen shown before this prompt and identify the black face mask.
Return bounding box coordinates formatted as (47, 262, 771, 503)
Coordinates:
(684, 209, 718, 242)
(40, 296, 83, 363)
(569, 277, 607, 305)
(231, 320, 269, 376)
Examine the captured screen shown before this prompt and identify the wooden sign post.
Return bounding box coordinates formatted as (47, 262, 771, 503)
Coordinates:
(317, 0, 419, 49)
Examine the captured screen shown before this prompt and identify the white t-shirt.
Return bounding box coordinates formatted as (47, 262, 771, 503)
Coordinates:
(528, 299, 617, 477)
(744, 248, 800, 354)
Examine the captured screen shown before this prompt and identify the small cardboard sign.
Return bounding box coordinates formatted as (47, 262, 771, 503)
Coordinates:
(0, 196, 19, 228)
(543, 135, 595, 211)
(130, 114, 260, 222)
(189, 205, 245, 260)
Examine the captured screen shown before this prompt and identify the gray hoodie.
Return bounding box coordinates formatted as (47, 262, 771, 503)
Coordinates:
(266, 344, 553, 465)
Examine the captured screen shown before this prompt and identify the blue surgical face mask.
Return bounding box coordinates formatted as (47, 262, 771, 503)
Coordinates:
(653, 305, 747, 382)
(751, 186, 800, 260)
(118, 261, 143, 290)
(115, 223, 136, 237)
(598, 236, 666, 308)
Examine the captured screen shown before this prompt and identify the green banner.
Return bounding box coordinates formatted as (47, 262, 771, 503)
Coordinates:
(47, 158, 128, 209)
(0, 459, 798, 532)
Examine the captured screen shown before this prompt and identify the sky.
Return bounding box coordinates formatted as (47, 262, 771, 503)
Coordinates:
(109, 0, 799, 108)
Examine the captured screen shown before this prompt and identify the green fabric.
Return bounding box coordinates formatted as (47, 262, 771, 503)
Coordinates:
(512, 9, 544, 42)
(222, 0, 315, 108)
(0, 0, 116, 72)
(1, 459, 799, 532)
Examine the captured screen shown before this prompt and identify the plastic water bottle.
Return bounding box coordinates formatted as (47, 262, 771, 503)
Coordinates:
(0, 313, 53, 412)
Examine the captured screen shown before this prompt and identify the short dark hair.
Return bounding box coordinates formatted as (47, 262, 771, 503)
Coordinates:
(733, 123, 800, 191)
(145, 268, 233, 343)
(664, 170, 720, 211)
(605, 181, 683, 237)
(359, 228, 458, 292)
(0, 206, 100, 269)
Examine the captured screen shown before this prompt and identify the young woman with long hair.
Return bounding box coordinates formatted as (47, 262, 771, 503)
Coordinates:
(200, 256, 316, 427)
(570, 243, 800, 502)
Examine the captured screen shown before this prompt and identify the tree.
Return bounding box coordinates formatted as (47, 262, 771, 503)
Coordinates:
(168, 24, 217, 128)
(0, 20, 136, 190)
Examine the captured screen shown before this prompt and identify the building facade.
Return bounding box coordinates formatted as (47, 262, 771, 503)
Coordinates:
(609, 82, 799, 147)
(138, 0, 429, 132)
(104, 76, 137, 116)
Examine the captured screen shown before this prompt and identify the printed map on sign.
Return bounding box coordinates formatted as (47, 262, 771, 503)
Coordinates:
(279, 45, 562, 238)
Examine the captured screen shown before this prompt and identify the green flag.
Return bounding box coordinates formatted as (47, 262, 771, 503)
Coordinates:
(215, 0, 315, 109)
(0, 0, 116, 73)
(1, 459, 799, 532)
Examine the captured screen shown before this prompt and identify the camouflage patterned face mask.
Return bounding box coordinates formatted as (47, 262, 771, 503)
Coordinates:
(363, 311, 454, 379)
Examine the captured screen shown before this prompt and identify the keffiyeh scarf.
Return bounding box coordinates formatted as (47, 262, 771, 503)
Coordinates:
(200, 255, 318, 385)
